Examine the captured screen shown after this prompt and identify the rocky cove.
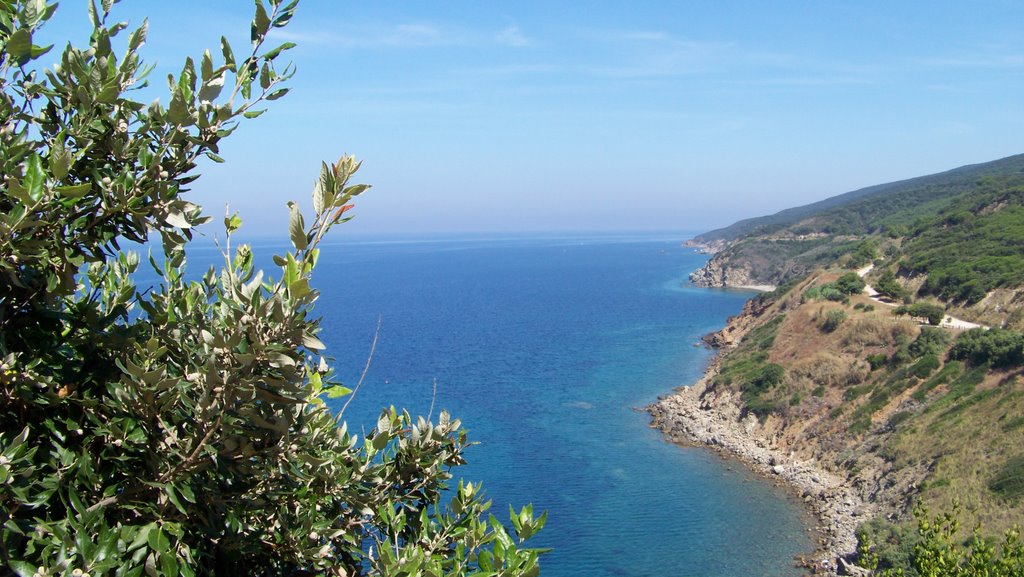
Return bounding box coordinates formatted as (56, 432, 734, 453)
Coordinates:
(649, 369, 871, 576)
(647, 285, 898, 576)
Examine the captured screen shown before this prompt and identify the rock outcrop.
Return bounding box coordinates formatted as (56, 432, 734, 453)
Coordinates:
(688, 251, 758, 288)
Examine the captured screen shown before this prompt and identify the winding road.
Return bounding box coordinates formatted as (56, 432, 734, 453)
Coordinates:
(855, 265, 987, 330)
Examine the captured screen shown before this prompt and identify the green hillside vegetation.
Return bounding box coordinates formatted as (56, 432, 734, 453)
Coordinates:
(693, 154, 1024, 245)
(694, 154, 1024, 336)
(700, 271, 1024, 574)
(903, 179, 1024, 304)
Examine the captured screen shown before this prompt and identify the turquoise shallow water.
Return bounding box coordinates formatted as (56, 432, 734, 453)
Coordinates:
(300, 233, 815, 577)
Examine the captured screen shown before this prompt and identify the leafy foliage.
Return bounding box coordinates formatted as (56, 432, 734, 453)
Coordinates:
(858, 505, 1024, 577)
(693, 154, 1024, 245)
(693, 156, 1024, 305)
(835, 272, 867, 295)
(711, 316, 786, 418)
(949, 328, 1024, 368)
(895, 303, 946, 326)
(875, 270, 911, 302)
(904, 183, 1024, 304)
(0, 2, 544, 576)
(848, 240, 878, 268)
(821, 309, 847, 333)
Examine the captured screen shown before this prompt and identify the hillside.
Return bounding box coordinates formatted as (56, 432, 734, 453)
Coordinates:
(654, 268, 1024, 574)
(689, 155, 1024, 332)
(691, 154, 1024, 246)
(656, 154, 1024, 575)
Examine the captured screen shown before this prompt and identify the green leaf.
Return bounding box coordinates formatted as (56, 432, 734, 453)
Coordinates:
(160, 551, 179, 577)
(198, 75, 224, 102)
(265, 87, 289, 101)
(289, 277, 311, 298)
(87, 0, 99, 27)
(371, 432, 389, 452)
(302, 333, 326, 350)
(242, 108, 266, 119)
(167, 87, 192, 125)
(259, 62, 271, 90)
(49, 143, 71, 180)
(205, 151, 225, 163)
(272, 1, 298, 28)
(166, 485, 187, 514)
(201, 49, 214, 81)
(325, 385, 352, 399)
(7, 560, 37, 577)
(23, 154, 45, 201)
(56, 183, 91, 199)
(263, 41, 295, 60)
(224, 213, 242, 233)
(312, 180, 326, 214)
(343, 183, 372, 197)
(6, 28, 32, 60)
(128, 523, 156, 552)
(164, 211, 191, 229)
(128, 19, 148, 52)
(29, 43, 52, 59)
(148, 527, 170, 551)
(23, 0, 46, 26)
(287, 201, 307, 250)
(251, 1, 271, 45)
(220, 36, 236, 70)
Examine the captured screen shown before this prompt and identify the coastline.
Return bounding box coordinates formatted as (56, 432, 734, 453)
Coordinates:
(648, 357, 868, 577)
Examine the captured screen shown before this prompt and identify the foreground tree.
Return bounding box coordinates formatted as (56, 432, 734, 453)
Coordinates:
(0, 1, 545, 575)
(858, 505, 1024, 577)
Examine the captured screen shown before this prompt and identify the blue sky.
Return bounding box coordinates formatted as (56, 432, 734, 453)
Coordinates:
(44, 1, 1024, 236)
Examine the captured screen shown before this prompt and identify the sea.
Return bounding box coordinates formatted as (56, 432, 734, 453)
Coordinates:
(190, 232, 815, 576)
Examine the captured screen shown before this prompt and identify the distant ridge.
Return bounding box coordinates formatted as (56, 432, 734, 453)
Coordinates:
(693, 153, 1024, 245)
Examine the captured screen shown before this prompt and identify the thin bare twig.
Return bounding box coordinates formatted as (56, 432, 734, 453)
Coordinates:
(428, 378, 438, 422)
(340, 315, 381, 416)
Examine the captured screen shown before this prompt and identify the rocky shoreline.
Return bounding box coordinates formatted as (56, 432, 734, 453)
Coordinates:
(648, 365, 871, 576)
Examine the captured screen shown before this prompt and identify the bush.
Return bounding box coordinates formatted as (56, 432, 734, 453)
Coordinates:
(874, 270, 910, 301)
(909, 354, 941, 378)
(847, 239, 878, 268)
(859, 505, 1024, 577)
(950, 328, 1024, 368)
(867, 353, 889, 370)
(909, 327, 952, 358)
(835, 271, 867, 295)
(822, 309, 847, 332)
(0, 4, 543, 576)
(895, 302, 946, 326)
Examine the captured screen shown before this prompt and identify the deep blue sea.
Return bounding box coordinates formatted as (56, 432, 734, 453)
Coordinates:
(190, 232, 815, 576)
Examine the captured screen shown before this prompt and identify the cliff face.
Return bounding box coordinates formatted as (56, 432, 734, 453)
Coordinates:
(688, 251, 758, 288)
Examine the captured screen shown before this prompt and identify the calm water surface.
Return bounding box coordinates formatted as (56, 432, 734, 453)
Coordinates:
(192, 232, 814, 576)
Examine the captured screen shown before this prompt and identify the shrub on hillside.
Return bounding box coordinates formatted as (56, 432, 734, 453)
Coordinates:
(909, 354, 941, 378)
(909, 327, 952, 358)
(867, 353, 888, 370)
(895, 302, 946, 326)
(858, 505, 1024, 577)
(949, 328, 1024, 368)
(847, 239, 878, 268)
(874, 270, 910, 302)
(835, 271, 867, 295)
(822, 309, 848, 332)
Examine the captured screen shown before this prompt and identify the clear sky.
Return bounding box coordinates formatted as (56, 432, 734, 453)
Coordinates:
(44, 1, 1024, 236)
